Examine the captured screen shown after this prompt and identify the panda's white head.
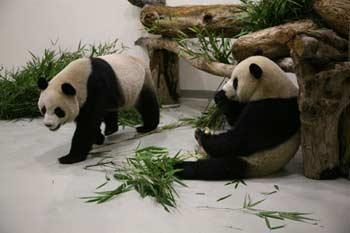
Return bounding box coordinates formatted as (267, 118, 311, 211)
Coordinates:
(37, 78, 79, 131)
(222, 56, 298, 102)
(37, 58, 91, 131)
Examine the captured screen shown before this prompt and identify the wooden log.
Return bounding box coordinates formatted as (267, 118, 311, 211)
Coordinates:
(232, 20, 317, 61)
(148, 49, 179, 104)
(339, 106, 350, 179)
(276, 57, 295, 73)
(314, 0, 350, 37)
(135, 37, 234, 77)
(128, 0, 165, 8)
(288, 30, 350, 179)
(290, 30, 348, 66)
(140, 5, 243, 37)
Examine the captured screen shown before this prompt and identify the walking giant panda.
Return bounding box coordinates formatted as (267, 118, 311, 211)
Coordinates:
(175, 56, 301, 180)
(37, 54, 159, 164)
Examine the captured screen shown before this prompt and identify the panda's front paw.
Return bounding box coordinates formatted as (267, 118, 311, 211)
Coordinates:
(214, 90, 227, 105)
(195, 128, 208, 146)
(58, 154, 86, 164)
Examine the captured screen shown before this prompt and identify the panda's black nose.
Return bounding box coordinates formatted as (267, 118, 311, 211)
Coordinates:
(45, 123, 53, 128)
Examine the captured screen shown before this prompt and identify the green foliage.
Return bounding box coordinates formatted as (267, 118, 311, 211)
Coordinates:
(180, 105, 226, 130)
(0, 39, 125, 120)
(83, 146, 187, 212)
(242, 194, 318, 230)
(204, 194, 318, 230)
(175, 1, 316, 62)
(176, 27, 234, 64)
(238, 0, 315, 34)
(144, 21, 162, 35)
(118, 108, 142, 128)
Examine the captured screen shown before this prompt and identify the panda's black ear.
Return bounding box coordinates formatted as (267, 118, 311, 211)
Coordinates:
(249, 63, 263, 79)
(61, 83, 76, 96)
(37, 78, 48, 90)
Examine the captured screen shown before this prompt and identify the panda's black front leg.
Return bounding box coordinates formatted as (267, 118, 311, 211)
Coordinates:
(214, 90, 246, 126)
(59, 116, 102, 164)
(104, 111, 119, 136)
(95, 127, 105, 145)
(59, 121, 101, 164)
(195, 128, 240, 158)
(214, 90, 233, 114)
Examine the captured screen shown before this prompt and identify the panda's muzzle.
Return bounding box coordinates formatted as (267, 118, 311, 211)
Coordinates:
(45, 123, 60, 131)
(50, 125, 60, 131)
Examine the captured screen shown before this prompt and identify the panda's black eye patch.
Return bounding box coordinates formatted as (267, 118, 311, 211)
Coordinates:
(55, 107, 65, 118)
(41, 106, 46, 115)
(233, 78, 238, 90)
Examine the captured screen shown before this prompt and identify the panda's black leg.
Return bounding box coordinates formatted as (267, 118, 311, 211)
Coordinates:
(59, 117, 102, 164)
(174, 157, 248, 180)
(59, 103, 104, 164)
(214, 90, 246, 126)
(95, 126, 105, 145)
(135, 87, 160, 133)
(195, 128, 240, 158)
(104, 111, 119, 136)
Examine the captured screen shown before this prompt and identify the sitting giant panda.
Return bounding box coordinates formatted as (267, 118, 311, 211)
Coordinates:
(37, 54, 159, 164)
(175, 56, 301, 180)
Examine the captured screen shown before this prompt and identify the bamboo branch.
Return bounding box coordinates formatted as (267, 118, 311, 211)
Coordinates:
(135, 37, 234, 77)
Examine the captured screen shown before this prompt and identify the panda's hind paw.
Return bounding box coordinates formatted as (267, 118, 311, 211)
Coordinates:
(58, 154, 86, 164)
(104, 124, 119, 136)
(95, 133, 105, 145)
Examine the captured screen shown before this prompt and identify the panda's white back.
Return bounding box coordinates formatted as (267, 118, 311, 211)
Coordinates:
(99, 54, 147, 107)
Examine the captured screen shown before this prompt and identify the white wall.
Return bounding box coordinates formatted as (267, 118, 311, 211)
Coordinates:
(0, 0, 240, 93)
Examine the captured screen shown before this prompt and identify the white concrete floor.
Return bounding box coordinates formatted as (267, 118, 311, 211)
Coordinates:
(0, 99, 349, 233)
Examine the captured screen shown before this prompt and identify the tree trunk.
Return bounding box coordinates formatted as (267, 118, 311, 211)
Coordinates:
(276, 57, 295, 73)
(148, 49, 179, 104)
(140, 4, 243, 37)
(340, 105, 350, 179)
(135, 37, 235, 77)
(314, 0, 350, 37)
(232, 20, 317, 61)
(288, 30, 350, 179)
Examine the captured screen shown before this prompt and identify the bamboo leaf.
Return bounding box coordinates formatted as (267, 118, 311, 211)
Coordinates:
(83, 146, 187, 212)
(270, 224, 286, 230)
(261, 191, 277, 196)
(96, 181, 109, 190)
(264, 216, 272, 229)
(217, 194, 232, 202)
(248, 198, 265, 208)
